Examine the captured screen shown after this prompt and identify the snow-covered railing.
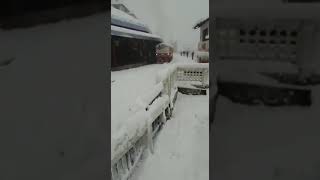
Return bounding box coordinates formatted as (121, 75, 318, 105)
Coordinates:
(111, 63, 209, 180)
(176, 64, 209, 83)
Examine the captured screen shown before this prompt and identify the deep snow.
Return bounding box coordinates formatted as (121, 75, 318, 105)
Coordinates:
(213, 85, 320, 180)
(0, 12, 107, 180)
(111, 53, 204, 176)
(111, 6, 147, 29)
(213, 59, 320, 179)
(111, 53, 196, 135)
(130, 93, 209, 180)
(216, 59, 310, 90)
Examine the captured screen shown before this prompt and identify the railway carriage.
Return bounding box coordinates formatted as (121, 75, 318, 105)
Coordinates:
(156, 43, 173, 63)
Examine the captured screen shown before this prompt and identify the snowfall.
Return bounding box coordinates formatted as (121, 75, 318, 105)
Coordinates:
(111, 54, 209, 180)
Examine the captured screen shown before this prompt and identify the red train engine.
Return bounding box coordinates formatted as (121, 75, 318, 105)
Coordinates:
(156, 43, 173, 63)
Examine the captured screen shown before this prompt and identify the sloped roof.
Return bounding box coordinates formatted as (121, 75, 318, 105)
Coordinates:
(111, 25, 162, 42)
(157, 43, 173, 48)
(111, 6, 151, 33)
(193, 17, 209, 29)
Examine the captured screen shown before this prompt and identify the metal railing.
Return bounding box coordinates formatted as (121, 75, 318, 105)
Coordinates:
(111, 63, 209, 180)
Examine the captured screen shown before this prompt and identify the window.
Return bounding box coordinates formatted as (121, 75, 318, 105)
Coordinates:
(202, 28, 209, 41)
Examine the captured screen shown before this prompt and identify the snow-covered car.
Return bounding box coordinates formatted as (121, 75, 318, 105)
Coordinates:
(195, 51, 209, 63)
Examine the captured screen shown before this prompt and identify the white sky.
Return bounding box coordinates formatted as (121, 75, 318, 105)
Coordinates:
(122, 0, 209, 51)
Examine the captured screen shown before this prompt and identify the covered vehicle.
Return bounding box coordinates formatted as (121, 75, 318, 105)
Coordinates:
(156, 43, 173, 63)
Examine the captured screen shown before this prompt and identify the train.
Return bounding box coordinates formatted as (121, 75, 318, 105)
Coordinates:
(156, 43, 174, 63)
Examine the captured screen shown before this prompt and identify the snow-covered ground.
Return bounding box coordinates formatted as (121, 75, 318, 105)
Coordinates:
(0, 12, 107, 179)
(111, 53, 195, 134)
(130, 93, 209, 180)
(111, 6, 147, 29)
(216, 59, 298, 75)
(215, 59, 311, 89)
(213, 85, 320, 179)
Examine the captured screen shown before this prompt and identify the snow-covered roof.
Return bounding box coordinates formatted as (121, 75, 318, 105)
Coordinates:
(156, 42, 173, 48)
(196, 51, 209, 58)
(111, 2, 137, 18)
(111, 25, 162, 41)
(193, 17, 209, 29)
(111, 6, 150, 33)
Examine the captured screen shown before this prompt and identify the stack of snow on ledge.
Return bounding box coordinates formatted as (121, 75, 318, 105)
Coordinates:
(111, 6, 148, 31)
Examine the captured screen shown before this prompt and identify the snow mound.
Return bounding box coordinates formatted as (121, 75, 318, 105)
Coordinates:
(216, 59, 298, 74)
(111, 94, 169, 161)
(131, 94, 209, 180)
(111, 6, 147, 29)
(147, 95, 169, 123)
(156, 42, 173, 48)
(136, 82, 164, 109)
(111, 109, 148, 160)
(156, 65, 177, 84)
(111, 59, 209, 165)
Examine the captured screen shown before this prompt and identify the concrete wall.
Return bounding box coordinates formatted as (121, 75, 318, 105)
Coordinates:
(213, 0, 320, 73)
(0, 11, 108, 180)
